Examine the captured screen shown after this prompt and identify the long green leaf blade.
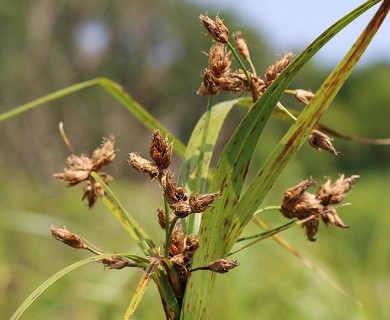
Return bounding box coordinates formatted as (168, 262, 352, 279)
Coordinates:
(0, 77, 185, 157)
(10, 254, 148, 320)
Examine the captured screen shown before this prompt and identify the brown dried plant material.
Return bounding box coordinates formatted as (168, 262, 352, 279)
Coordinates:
(264, 53, 294, 86)
(54, 136, 115, 207)
(280, 175, 359, 241)
(159, 170, 188, 205)
(189, 192, 221, 213)
(199, 13, 229, 44)
(150, 130, 173, 170)
(309, 130, 342, 156)
(50, 225, 86, 249)
(208, 42, 231, 78)
(206, 258, 240, 273)
(127, 152, 159, 180)
(100, 256, 130, 269)
(233, 31, 250, 60)
(316, 174, 360, 206)
(294, 89, 315, 105)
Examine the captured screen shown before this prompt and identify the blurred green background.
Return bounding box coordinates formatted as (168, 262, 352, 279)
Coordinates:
(1, 1, 389, 319)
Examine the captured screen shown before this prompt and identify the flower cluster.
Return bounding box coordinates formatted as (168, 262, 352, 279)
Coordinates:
(280, 175, 360, 241)
(198, 13, 294, 102)
(54, 136, 116, 207)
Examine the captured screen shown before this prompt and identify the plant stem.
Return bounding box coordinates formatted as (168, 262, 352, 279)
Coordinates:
(247, 57, 257, 76)
(228, 220, 296, 256)
(164, 199, 171, 258)
(164, 216, 180, 258)
(227, 41, 252, 86)
(253, 205, 281, 215)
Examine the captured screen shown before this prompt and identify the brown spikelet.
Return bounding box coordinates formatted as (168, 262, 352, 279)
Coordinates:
(127, 152, 159, 180)
(189, 192, 221, 213)
(264, 53, 294, 86)
(208, 42, 231, 78)
(199, 13, 229, 44)
(50, 225, 86, 249)
(150, 130, 173, 170)
(309, 130, 342, 156)
(294, 89, 315, 105)
(100, 256, 130, 269)
(233, 31, 250, 60)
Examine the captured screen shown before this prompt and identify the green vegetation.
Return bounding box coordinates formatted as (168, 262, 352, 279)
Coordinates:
(1, 1, 390, 319)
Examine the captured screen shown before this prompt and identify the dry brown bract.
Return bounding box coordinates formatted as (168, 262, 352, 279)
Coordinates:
(233, 31, 250, 60)
(280, 175, 360, 241)
(54, 136, 115, 207)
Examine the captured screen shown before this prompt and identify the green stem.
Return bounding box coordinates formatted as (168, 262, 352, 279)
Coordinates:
(164, 216, 180, 258)
(253, 205, 281, 215)
(164, 199, 171, 258)
(247, 57, 257, 77)
(228, 220, 296, 256)
(227, 41, 252, 86)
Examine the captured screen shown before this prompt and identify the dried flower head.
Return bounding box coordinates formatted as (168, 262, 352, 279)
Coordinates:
(189, 192, 221, 213)
(316, 174, 360, 206)
(150, 130, 173, 170)
(54, 136, 115, 207)
(208, 42, 231, 78)
(199, 13, 229, 44)
(50, 225, 86, 249)
(159, 170, 188, 205)
(309, 130, 342, 156)
(233, 31, 250, 60)
(264, 53, 294, 86)
(207, 258, 240, 273)
(100, 256, 130, 270)
(127, 152, 159, 180)
(280, 175, 359, 241)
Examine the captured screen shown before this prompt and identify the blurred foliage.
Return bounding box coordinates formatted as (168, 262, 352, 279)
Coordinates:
(0, 0, 389, 319)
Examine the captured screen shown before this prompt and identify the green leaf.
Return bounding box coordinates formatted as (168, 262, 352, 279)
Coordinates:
(182, 1, 383, 318)
(0, 77, 185, 157)
(10, 254, 148, 320)
(123, 259, 159, 319)
(178, 98, 240, 233)
(92, 172, 158, 256)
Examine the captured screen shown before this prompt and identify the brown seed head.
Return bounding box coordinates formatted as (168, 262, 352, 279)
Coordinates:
(302, 218, 320, 242)
(321, 207, 349, 228)
(264, 53, 294, 85)
(127, 152, 159, 180)
(189, 191, 221, 213)
(159, 170, 188, 205)
(50, 225, 86, 249)
(233, 31, 250, 60)
(207, 258, 240, 273)
(316, 174, 360, 206)
(199, 13, 229, 44)
(208, 42, 231, 78)
(197, 68, 221, 96)
(170, 200, 193, 218)
(54, 154, 92, 186)
(309, 130, 342, 156)
(100, 256, 130, 270)
(91, 136, 116, 171)
(150, 130, 173, 170)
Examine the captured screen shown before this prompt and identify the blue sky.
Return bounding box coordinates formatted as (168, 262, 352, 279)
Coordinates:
(192, 0, 390, 67)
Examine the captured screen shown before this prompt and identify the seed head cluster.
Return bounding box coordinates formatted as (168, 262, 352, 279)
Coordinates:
(198, 13, 294, 102)
(280, 175, 360, 241)
(54, 136, 116, 207)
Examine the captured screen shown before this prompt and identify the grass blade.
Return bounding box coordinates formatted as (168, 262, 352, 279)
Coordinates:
(10, 254, 148, 320)
(123, 259, 159, 319)
(92, 172, 158, 256)
(0, 77, 185, 157)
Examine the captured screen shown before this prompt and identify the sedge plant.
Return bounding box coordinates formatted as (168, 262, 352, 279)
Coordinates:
(2, 1, 390, 319)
